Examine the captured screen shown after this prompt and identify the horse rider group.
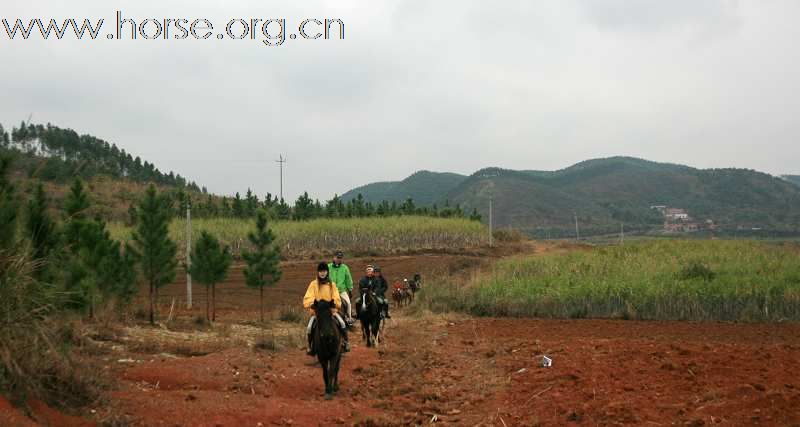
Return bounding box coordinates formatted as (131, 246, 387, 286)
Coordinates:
(303, 251, 392, 356)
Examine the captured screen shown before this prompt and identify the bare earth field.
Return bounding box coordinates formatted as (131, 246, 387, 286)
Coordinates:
(3, 245, 800, 426)
(96, 315, 800, 427)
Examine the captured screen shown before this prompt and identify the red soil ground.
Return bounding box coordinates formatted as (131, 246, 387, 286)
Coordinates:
(3, 245, 800, 426)
(101, 316, 800, 426)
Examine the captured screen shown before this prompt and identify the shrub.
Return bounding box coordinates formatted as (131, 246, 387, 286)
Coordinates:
(492, 228, 525, 243)
(677, 260, 716, 282)
(278, 306, 305, 324)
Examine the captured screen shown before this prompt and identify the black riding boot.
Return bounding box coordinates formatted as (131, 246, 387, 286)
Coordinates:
(383, 303, 391, 319)
(306, 333, 316, 356)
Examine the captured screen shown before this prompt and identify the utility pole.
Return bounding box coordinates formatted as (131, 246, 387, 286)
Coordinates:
(488, 197, 494, 247)
(574, 211, 580, 242)
(186, 201, 192, 309)
(620, 222, 624, 245)
(275, 155, 286, 200)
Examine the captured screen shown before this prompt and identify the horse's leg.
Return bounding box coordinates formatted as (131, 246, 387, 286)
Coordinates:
(322, 359, 332, 398)
(332, 350, 341, 393)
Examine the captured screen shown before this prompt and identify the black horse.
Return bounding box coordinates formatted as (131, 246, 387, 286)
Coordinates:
(357, 290, 382, 347)
(312, 300, 343, 399)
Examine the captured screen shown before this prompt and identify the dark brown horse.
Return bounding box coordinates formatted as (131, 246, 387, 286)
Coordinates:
(312, 300, 343, 399)
(392, 287, 405, 308)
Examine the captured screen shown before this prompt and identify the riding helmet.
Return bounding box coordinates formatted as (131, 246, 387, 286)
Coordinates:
(317, 262, 329, 272)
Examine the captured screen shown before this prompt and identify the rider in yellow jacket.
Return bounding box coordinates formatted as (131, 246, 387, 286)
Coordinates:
(304, 262, 349, 355)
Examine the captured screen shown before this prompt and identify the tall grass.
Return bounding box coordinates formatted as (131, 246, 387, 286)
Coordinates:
(417, 240, 800, 322)
(108, 216, 486, 259)
(0, 250, 104, 408)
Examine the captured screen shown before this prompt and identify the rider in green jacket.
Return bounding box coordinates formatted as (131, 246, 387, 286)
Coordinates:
(328, 251, 354, 325)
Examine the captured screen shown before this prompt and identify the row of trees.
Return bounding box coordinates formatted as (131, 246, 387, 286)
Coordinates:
(188, 209, 282, 323)
(166, 188, 482, 223)
(0, 153, 282, 324)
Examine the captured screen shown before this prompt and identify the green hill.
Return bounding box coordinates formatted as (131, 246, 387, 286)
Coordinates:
(341, 170, 467, 206)
(344, 157, 800, 237)
(783, 175, 800, 187)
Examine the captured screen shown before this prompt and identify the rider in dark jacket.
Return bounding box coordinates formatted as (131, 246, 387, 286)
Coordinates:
(355, 265, 389, 318)
(373, 266, 391, 318)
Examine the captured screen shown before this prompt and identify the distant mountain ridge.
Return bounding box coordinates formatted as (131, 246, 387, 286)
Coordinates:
(342, 170, 467, 206)
(342, 157, 800, 236)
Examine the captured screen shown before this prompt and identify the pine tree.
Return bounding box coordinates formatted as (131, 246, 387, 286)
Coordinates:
(232, 192, 244, 218)
(0, 155, 18, 252)
(220, 197, 231, 217)
(325, 195, 339, 218)
(65, 179, 89, 219)
(275, 198, 291, 220)
(61, 179, 92, 312)
(0, 124, 8, 146)
(131, 185, 177, 325)
(25, 182, 57, 277)
(61, 180, 135, 316)
(470, 208, 482, 222)
(242, 209, 282, 322)
(294, 192, 314, 220)
(245, 188, 258, 217)
(126, 203, 138, 226)
(189, 231, 232, 322)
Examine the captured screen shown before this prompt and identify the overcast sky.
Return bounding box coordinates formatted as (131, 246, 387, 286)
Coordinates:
(2, 0, 798, 201)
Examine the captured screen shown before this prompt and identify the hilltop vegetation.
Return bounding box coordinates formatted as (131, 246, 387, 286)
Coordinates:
(344, 157, 800, 237)
(1, 122, 198, 188)
(342, 170, 467, 206)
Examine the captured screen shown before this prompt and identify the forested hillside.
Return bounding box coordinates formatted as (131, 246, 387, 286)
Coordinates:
(0, 122, 198, 188)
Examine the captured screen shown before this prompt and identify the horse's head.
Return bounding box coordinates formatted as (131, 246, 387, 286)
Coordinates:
(314, 300, 334, 317)
(314, 300, 339, 340)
